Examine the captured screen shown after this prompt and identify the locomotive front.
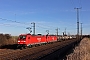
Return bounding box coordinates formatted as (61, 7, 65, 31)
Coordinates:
(17, 34, 27, 49)
(18, 35, 26, 44)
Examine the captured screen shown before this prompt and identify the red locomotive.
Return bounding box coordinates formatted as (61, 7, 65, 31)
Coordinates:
(18, 34, 57, 49)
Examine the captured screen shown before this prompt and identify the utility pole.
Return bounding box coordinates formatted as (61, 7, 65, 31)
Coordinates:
(31, 22, 35, 35)
(74, 7, 81, 40)
(56, 28, 60, 36)
(81, 23, 82, 39)
(56, 28, 58, 36)
(65, 28, 66, 35)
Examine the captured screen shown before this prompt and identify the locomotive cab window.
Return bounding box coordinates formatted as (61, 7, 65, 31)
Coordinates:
(19, 35, 26, 40)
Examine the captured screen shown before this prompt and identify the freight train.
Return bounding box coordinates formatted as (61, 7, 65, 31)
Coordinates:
(17, 34, 57, 49)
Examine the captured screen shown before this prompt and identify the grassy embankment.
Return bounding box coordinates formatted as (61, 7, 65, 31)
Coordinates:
(0, 34, 18, 46)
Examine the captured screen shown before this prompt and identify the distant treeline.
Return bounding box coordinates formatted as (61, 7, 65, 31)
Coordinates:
(0, 34, 18, 46)
(82, 35, 90, 38)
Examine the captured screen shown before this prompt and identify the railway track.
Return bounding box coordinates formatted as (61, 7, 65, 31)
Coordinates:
(0, 39, 78, 60)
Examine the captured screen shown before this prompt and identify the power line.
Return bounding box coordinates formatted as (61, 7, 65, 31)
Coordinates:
(36, 25, 49, 29)
(0, 23, 27, 28)
(70, 0, 76, 7)
(0, 18, 57, 30)
(0, 23, 11, 26)
(0, 18, 76, 33)
(78, 0, 82, 8)
(0, 18, 55, 32)
(0, 18, 31, 25)
(70, 0, 82, 8)
(36, 24, 56, 30)
(36, 22, 57, 28)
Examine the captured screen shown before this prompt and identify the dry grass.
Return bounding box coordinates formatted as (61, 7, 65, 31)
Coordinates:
(0, 34, 18, 46)
(67, 38, 90, 60)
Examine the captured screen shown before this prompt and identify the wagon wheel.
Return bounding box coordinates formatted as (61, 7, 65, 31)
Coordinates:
(20, 47, 23, 50)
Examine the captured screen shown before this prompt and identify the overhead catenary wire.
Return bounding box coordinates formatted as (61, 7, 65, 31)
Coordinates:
(0, 18, 57, 30)
(0, 18, 57, 34)
(78, 0, 82, 8)
(0, 18, 56, 33)
(36, 22, 57, 28)
(0, 18, 33, 28)
(0, 23, 11, 26)
(0, 23, 27, 28)
(0, 17, 77, 35)
(0, 18, 31, 26)
(35, 21, 75, 33)
(0, 17, 76, 30)
(36, 25, 54, 31)
(70, 0, 82, 8)
(70, 0, 76, 7)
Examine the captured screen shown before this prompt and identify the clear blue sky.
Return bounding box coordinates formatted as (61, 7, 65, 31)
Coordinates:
(0, 0, 90, 36)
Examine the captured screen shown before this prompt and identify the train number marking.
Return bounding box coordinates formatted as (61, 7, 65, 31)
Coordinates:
(37, 38, 41, 42)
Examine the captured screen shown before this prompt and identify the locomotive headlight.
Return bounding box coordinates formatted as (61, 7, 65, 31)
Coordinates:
(23, 41, 26, 42)
(18, 41, 20, 42)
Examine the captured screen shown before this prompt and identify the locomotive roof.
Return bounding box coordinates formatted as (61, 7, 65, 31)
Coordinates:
(20, 34, 56, 36)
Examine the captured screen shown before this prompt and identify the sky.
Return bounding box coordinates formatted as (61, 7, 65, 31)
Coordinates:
(0, 0, 90, 36)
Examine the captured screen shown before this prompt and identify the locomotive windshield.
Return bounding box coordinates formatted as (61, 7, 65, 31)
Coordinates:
(19, 35, 26, 40)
